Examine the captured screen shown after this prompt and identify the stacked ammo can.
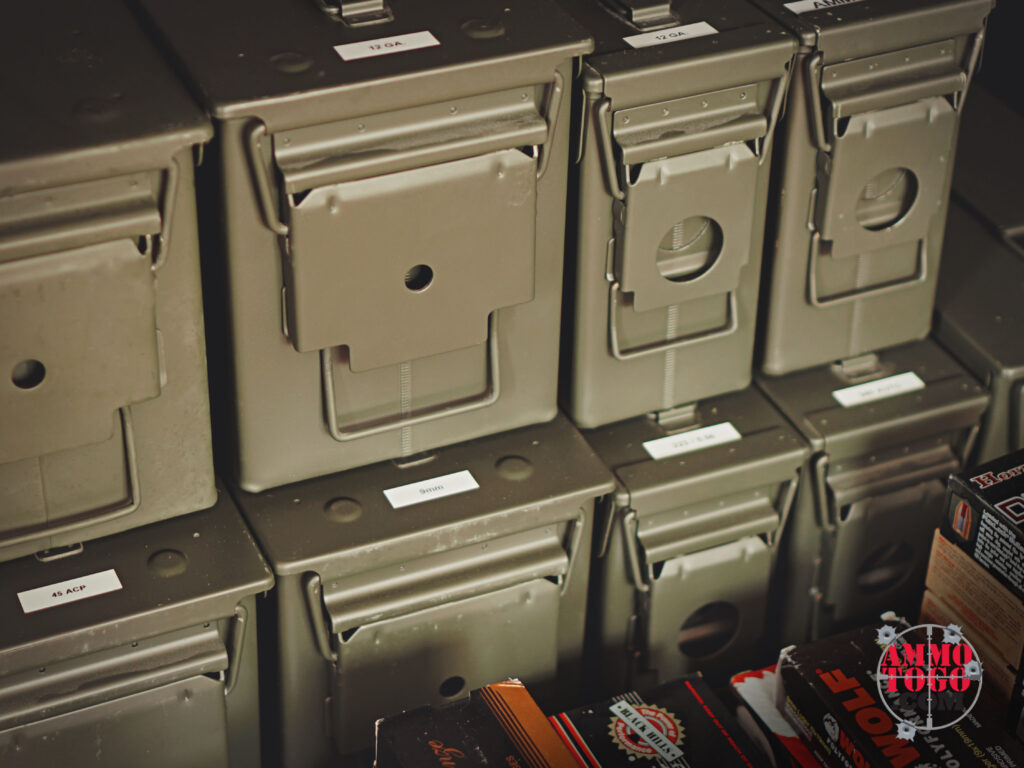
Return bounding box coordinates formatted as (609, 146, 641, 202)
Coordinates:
(934, 87, 1024, 463)
(750, 0, 994, 644)
(0, 2, 273, 766)
(132, 0, 617, 763)
(557, 0, 808, 692)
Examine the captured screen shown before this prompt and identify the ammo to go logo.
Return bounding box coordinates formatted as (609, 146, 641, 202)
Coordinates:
(875, 623, 983, 741)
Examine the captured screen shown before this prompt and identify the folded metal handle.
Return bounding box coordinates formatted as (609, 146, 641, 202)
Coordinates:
(806, 232, 928, 307)
(621, 509, 650, 593)
(608, 281, 738, 361)
(0, 407, 140, 550)
(321, 312, 501, 442)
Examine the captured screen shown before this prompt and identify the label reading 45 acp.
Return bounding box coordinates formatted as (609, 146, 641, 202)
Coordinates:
(17, 569, 123, 614)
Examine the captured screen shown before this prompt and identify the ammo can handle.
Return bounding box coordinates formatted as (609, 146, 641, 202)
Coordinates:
(245, 121, 290, 237)
(607, 282, 738, 360)
(806, 231, 928, 307)
(321, 312, 501, 441)
(0, 408, 141, 549)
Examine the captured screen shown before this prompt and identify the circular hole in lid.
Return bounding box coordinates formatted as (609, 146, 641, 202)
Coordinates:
(12, 359, 45, 389)
(405, 264, 434, 292)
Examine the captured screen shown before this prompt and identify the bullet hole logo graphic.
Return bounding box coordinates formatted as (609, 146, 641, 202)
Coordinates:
(875, 623, 983, 741)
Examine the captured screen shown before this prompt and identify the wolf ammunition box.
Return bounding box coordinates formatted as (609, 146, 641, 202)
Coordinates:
(0, 1, 215, 561)
(558, 0, 795, 428)
(777, 621, 1024, 768)
(0, 490, 274, 768)
(583, 386, 808, 691)
(232, 415, 613, 766)
(375, 679, 576, 768)
(757, 339, 988, 643)
(135, 0, 592, 491)
(752, 0, 994, 375)
(549, 674, 769, 768)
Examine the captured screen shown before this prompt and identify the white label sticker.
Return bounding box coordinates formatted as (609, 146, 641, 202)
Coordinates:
(831, 371, 925, 408)
(334, 30, 440, 61)
(642, 422, 742, 460)
(609, 701, 686, 764)
(18, 569, 123, 614)
(784, 0, 866, 14)
(383, 470, 479, 509)
(624, 21, 718, 49)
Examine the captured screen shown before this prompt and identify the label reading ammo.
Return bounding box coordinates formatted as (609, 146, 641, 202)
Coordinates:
(383, 470, 479, 509)
(624, 21, 718, 50)
(831, 371, 925, 408)
(17, 569, 123, 614)
(643, 422, 741, 460)
(784, 0, 866, 13)
(334, 30, 440, 62)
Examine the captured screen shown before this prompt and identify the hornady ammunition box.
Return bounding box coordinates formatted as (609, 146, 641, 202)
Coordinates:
(549, 675, 769, 768)
(375, 679, 576, 768)
(776, 622, 1024, 768)
(942, 448, 1024, 602)
(923, 529, 1024, 738)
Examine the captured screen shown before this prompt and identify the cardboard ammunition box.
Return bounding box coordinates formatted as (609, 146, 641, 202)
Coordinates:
(777, 623, 1024, 768)
(549, 675, 769, 768)
(922, 530, 1024, 737)
(731, 666, 823, 768)
(375, 679, 575, 768)
(942, 449, 1024, 603)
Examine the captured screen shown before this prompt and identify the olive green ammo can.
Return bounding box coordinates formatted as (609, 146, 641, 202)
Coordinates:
(932, 89, 1024, 463)
(560, 0, 796, 428)
(0, 490, 274, 768)
(583, 386, 807, 693)
(752, 0, 994, 375)
(757, 339, 988, 644)
(951, 86, 1024, 255)
(935, 203, 1024, 464)
(136, 0, 592, 491)
(0, 2, 215, 561)
(231, 415, 613, 766)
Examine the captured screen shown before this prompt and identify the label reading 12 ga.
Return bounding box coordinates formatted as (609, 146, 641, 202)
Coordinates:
(784, 0, 866, 13)
(383, 470, 479, 509)
(334, 30, 440, 61)
(624, 21, 718, 50)
(643, 422, 741, 460)
(831, 371, 925, 408)
(17, 569, 123, 614)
